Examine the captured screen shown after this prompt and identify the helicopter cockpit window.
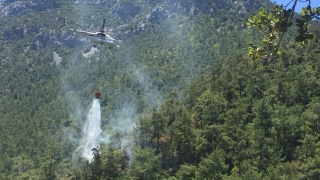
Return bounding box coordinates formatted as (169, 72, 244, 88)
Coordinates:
(98, 33, 106, 37)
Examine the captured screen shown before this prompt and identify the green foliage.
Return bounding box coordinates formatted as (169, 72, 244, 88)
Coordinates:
(1, 0, 320, 179)
(247, 0, 320, 60)
(131, 32, 320, 178)
(194, 149, 228, 180)
(124, 147, 163, 180)
(175, 164, 196, 180)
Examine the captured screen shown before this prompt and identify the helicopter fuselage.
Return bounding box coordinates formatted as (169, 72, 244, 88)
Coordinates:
(88, 33, 117, 47)
(60, 19, 118, 48)
(70, 29, 117, 47)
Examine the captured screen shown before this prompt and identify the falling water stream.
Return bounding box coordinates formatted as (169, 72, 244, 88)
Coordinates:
(79, 99, 102, 162)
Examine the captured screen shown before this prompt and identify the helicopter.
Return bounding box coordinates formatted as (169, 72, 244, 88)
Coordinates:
(60, 18, 118, 49)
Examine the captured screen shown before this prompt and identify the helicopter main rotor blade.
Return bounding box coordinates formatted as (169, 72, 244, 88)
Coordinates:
(101, 19, 106, 32)
(109, 26, 136, 33)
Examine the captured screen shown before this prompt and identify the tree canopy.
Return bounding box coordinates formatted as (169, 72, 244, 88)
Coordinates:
(0, 0, 320, 179)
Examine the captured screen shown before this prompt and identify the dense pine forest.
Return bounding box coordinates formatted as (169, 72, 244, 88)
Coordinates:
(0, 0, 320, 179)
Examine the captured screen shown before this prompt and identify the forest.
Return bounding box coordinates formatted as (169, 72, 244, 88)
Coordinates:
(0, 0, 320, 179)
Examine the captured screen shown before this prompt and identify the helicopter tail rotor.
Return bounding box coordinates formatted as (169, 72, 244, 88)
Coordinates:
(59, 18, 66, 29)
(59, 18, 72, 31)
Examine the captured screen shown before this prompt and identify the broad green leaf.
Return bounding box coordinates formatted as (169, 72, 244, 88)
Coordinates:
(301, 7, 308, 14)
(248, 15, 255, 22)
(259, 8, 265, 16)
(307, 24, 311, 29)
(256, 16, 262, 23)
(257, 25, 262, 31)
(312, 9, 317, 14)
(262, 38, 268, 44)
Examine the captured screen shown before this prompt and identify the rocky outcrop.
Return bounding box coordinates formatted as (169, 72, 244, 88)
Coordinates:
(0, 0, 57, 16)
(72, 0, 255, 24)
(30, 32, 87, 50)
(112, 2, 143, 22)
(3, 24, 39, 40)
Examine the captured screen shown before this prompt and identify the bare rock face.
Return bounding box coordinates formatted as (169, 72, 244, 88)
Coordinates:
(69, 0, 254, 24)
(112, 2, 143, 22)
(0, 0, 259, 21)
(0, 0, 57, 16)
(30, 33, 87, 50)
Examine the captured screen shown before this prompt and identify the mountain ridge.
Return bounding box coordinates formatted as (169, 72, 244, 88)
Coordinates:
(0, 0, 270, 50)
(4, 0, 318, 179)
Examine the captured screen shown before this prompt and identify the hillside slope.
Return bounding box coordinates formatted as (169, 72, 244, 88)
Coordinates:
(2, 0, 313, 179)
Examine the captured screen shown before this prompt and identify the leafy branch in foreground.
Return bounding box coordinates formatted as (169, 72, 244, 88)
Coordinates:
(247, 0, 320, 60)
